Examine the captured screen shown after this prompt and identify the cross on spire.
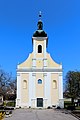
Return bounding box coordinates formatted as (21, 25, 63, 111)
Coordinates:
(39, 11, 42, 19)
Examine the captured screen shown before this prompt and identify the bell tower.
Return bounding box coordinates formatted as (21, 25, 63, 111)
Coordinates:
(32, 12, 48, 68)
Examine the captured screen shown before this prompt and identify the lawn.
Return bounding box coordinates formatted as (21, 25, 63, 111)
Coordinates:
(6, 101, 15, 107)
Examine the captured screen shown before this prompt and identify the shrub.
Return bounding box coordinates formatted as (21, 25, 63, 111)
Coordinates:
(6, 102, 15, 107)
(67, 106, 75, 111)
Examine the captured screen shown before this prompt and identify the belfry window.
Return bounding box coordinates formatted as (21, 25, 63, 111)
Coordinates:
(38, 45, 42, 53)
(38, 79, 42, 84)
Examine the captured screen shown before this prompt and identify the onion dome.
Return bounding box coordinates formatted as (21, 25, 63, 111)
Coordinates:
(33, 12, 47, 37)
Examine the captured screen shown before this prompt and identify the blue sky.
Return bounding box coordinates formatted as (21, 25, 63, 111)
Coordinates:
(0, 0, 80, 81)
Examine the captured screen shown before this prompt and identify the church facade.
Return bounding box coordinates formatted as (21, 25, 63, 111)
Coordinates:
(16, 17, 64, 108)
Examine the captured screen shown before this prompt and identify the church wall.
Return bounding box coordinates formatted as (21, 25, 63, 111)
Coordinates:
(21, 73, 29, 106)
(16, 73, 21, 107)
(51, 73, 59, 106)
(36, 53, 44, 58)
(44, 72, 51, 107)
(36, 73, 44, 97)
(18, 51, 61, 69)
(36, 60, 43, 68)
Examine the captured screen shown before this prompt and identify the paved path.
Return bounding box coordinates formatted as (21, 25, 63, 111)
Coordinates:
(4, 109, 78, 120)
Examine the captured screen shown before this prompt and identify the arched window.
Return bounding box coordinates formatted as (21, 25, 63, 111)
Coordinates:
(38, 79, 42, 84)
(23, 80, 27, 89)
(53, 80, 57, 89)
(38, 45, 42, 53)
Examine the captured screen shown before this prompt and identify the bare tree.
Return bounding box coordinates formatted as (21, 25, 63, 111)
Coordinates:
(0, 67, 16, 100)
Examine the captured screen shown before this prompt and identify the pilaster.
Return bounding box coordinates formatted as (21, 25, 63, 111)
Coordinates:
(58, 73, 63, 99)
(16, 73, 21, 107)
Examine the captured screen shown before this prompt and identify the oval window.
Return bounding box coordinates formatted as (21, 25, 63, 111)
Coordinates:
(38, 79, 42, 84)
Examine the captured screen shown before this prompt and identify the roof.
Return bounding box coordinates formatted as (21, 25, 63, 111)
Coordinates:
(33, 20, 47, 37)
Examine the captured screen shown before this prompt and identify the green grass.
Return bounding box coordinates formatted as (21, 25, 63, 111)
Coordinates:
(64, 101, 74, 109)
(6, 102, 15, 107)
(64, 101, 80, 110)
(76, 106, 80, 110)
(64, 101, 72, 104)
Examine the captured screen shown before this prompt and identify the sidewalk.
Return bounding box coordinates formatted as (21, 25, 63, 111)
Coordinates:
(4, 109, 78, 120)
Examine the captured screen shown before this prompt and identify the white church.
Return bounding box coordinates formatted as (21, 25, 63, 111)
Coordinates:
(16, 14, 64, 108)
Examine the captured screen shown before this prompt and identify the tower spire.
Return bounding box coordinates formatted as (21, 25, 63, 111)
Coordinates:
(33, 11, 47, 38)
(39, 11, 42, 19)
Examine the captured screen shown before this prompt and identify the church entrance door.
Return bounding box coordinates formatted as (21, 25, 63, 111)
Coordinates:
(37, 98, 43, 107)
